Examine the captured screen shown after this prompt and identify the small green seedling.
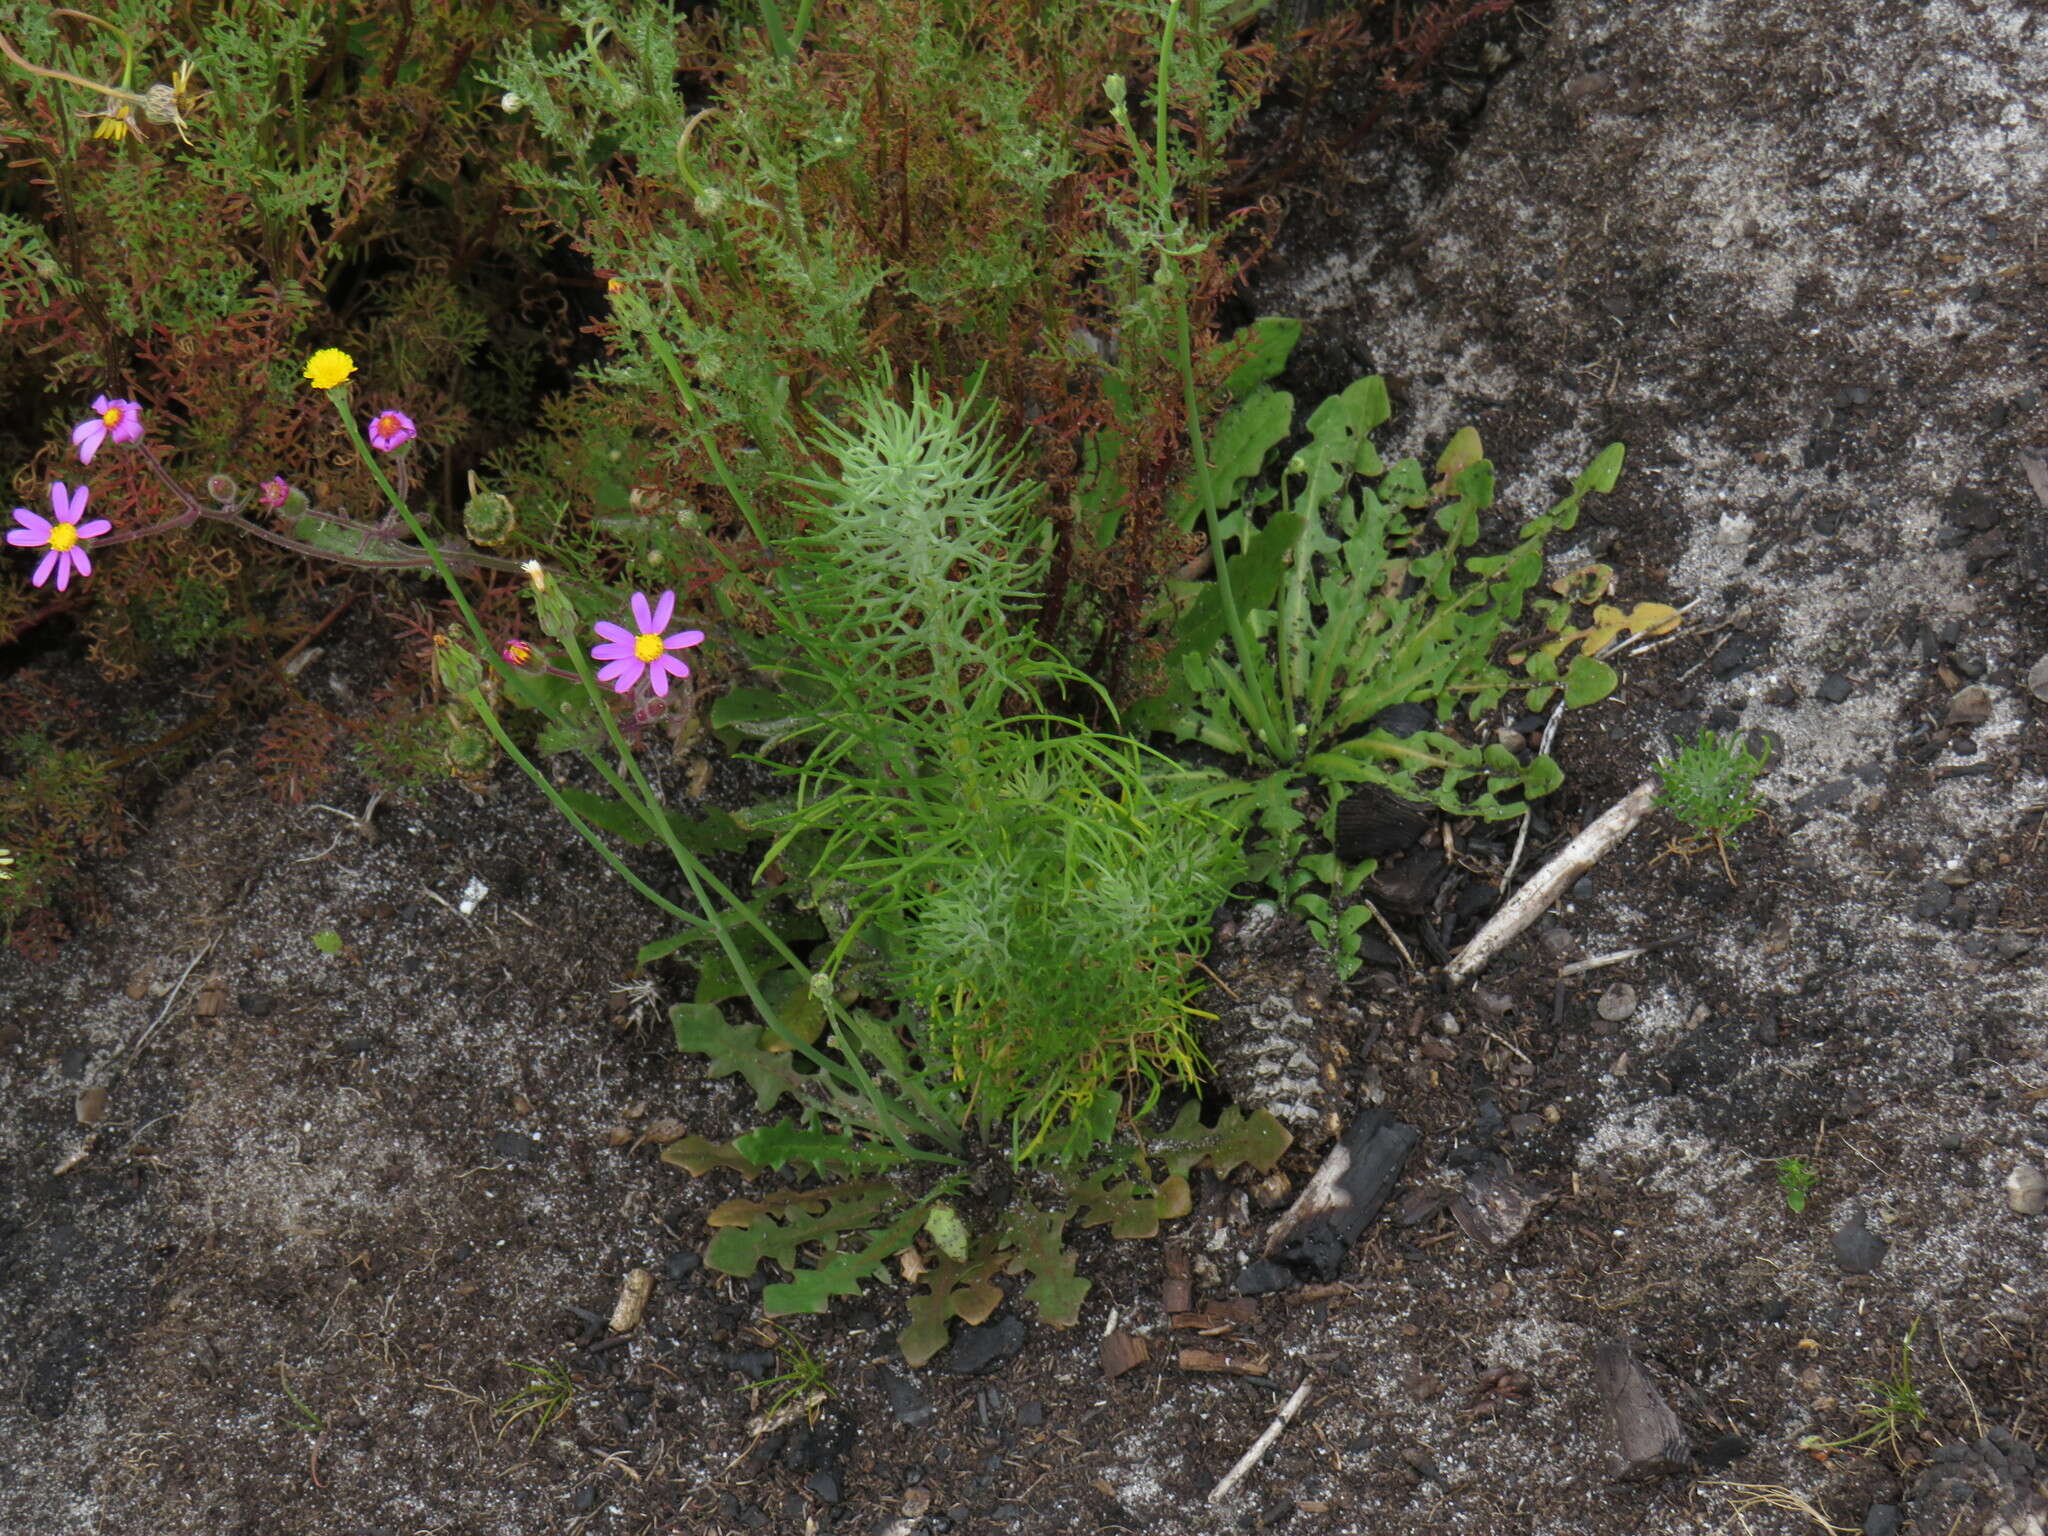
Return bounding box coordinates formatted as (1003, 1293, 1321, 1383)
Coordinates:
(1774, 1156, 1819, 1213)
(1654, 728, 1769, 880)
(494, 1359, 575, 1445)
(278, 1362, 324, 1434)
(311, 928, 344, 955)
(741, 1324, 832, 1427)
(1798, 1320, 1929, 1463)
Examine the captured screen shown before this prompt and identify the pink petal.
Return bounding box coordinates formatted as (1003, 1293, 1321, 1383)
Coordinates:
(52, 482, 86, 522)
(655, 654, 691, 683)
(610, 659, 647, 694)
(68, 547, 91, 580)
(647, 661, 672, 697)
(112, 410, 142, 444)
(72, 424, 103, 464)
(629, 591, 655, 632)
(665, 629, 704, 650)
(593, 620, 633, 646)
(90, 393, 113, 413)
(31, 549, 58, 587)
(649, 590, 675, 633)
(590, 640, 634, 662)
(74, 518, 111, 540)
(595, 658, 634, 686)
(8, 509, 50, 545)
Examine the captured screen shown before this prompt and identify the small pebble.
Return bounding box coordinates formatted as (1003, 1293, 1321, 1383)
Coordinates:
(1831, 1208, 1888, 1274)
(1817, 672, 1853, 704)
(1596, 984, 1638, 1022)
(1863, 1503, 1902, 1536)
(2027, 654, 2048, 704)
(2006, 1165, 2047, 1216)
(1945, 685, 1993, 725)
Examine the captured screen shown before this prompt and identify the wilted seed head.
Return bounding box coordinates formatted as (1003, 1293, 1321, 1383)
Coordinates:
(692, 186, 726, 217)
(204, 473, 238, 503)
(141, 82, 181, 125)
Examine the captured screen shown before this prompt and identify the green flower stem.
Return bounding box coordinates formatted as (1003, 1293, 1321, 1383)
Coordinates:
(328, 389, 956, 1161)
(560, 648, 958, 1158)
(638, 320, 774, 554)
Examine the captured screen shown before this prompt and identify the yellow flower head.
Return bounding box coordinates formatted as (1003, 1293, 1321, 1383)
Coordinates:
(303, 348, 356, 391)
(89, 104, 135, 141)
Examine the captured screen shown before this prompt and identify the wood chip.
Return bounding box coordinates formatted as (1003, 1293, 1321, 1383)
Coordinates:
(609, 1267, 654, 1333)
(1593, 1339, 1689, 1479)
(1161, 1246, 1192, 1314)
(1101, 1328, 1149, 1380)
(2022, 449, 2048, 511)
(194, 976, 227, 1019)
(1179, 1347, 1270, 1377)
(75, 1085, 108, 1126)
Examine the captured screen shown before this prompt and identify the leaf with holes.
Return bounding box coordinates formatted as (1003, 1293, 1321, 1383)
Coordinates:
(1070, 1169, 1192, 1240)
(762, 1201, 927, 1317)
(1153, 1101, 1294, 1180)
(899, 1251, 1008, 1367)
(703, 1182, 897, 1274)
(1003, 1208, 1088, 1327)
(670, 1002, 798, 1113)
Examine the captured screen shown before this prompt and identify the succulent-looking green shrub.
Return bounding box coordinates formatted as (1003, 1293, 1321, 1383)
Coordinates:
(1656, 727, 1769, 846)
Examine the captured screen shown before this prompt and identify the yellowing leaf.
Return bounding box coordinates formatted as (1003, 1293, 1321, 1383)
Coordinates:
(1431, 426, 1484, 494)
(1538, 600, 1684, 661)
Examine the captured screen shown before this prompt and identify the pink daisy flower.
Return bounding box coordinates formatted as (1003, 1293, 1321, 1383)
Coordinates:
(591, 590, 703, 697)
(501, 638, 534, 666)
(70, 395, 143, 465)
(258, 476, 291, 510)
(367, 409, 417, 452)
(9, 482, 112, 591)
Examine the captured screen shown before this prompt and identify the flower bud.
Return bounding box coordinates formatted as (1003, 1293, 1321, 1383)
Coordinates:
(1104, 73, 1127, 109)
(499, 91, 525, 113)
(205, 473, 238, 503)
(692, 186, 727, 217)
(434, 632, 484, 695)
(531, 579, 578, 644)
(462, 488, 518, 546)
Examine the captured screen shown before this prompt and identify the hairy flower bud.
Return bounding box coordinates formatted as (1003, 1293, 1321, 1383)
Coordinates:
(462, 488, 517, 547)
(434, 632, 484, 696)
(141, 82, 181, 124)
(204, 473, 237, 503)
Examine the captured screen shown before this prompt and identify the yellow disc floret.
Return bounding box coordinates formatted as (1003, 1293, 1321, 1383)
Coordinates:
(48, 522, 78, 552)
(633, 632, 665, 663)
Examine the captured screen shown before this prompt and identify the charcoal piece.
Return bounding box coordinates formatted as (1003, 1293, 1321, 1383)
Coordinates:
(1334, 789, 1432, 862)
(1370, 702, 1435, 738)
(1258, 1110, 1419, 1282)
(1592, 1340, 1690, 1480)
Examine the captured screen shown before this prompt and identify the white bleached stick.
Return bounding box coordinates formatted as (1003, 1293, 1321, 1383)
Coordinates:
(1448, 779, 1659, 984)
(1207, 1379, 1315, 1505)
